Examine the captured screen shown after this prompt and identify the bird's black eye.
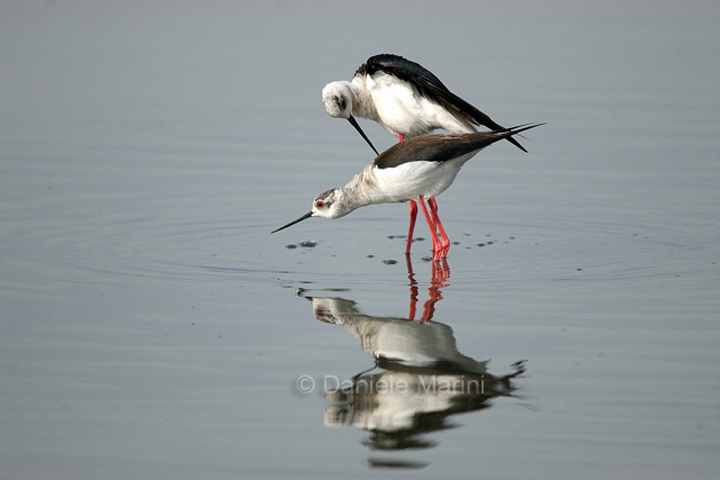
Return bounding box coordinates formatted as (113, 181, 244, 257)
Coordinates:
(316, 201, 325, 208)
(329, 95, 346, 111)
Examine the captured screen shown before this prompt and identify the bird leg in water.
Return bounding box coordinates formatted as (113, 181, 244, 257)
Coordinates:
(428, 198, 451, 258)
(405, 200, 418, 255)
(418, 196, 443, 260)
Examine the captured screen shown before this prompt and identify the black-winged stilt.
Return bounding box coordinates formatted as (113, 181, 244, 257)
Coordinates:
(322, 53, 525, 149)
(272, 123, 543, 260)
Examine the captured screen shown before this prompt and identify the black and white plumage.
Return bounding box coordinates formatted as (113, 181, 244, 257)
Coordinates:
(272, 123, 543, 260)
(322, 53, 526, 152)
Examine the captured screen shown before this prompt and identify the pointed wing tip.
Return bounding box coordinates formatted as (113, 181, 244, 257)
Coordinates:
(504, 122, 546, 152)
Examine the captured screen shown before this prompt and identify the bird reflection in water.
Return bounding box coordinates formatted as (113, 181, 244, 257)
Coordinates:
(302, 257, 526, 469)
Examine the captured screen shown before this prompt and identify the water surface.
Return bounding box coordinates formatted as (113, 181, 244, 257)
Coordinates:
(1, 2, 719, 479)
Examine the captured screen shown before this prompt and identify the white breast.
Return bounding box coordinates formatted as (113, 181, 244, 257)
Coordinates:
(365, 72, 475, 137)
(368, 160, 465, 203)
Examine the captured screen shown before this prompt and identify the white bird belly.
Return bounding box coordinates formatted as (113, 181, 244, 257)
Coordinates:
(369, 161, 464, 203)
(366, 73, 474, 136)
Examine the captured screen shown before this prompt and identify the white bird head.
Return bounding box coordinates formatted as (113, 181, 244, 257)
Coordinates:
(322, 82, 379, 155)
(322, 81, 353, 119)
(309, 188, 355, 219)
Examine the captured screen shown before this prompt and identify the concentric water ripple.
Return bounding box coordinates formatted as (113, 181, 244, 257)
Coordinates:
(1, 210, 272, 298)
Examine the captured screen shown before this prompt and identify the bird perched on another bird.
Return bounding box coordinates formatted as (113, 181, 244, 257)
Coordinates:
(322, 53, 526, 151)
(322, 53, 528, 254)
(272, 123, 544, 260)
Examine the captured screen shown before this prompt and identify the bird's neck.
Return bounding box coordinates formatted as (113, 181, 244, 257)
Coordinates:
(349, 78, 379, 121)
(340, 165, 383, 207)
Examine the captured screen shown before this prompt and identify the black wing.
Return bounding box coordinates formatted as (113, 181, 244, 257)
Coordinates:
(374, 123, 543, 170)
(357, 54, 526, 153)
(355, 54, 450, 98)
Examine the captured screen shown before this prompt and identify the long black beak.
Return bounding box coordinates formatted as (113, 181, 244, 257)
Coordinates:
(271, 211, 313, 234)
(347, 115, 379, 156)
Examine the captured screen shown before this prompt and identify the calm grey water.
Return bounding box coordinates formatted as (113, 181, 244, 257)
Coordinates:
(2, 2, 719, 479)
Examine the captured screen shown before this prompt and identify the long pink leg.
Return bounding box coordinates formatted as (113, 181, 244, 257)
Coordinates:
(396, 133, 418, 254)
(428, 198, 451, 258)
(405, 200, 418, 254)
(418, 196, 442, 260)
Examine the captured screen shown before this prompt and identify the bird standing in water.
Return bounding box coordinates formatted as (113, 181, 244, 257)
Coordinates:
(272, 123, 543, 260)
(322, 53, 527, 254)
